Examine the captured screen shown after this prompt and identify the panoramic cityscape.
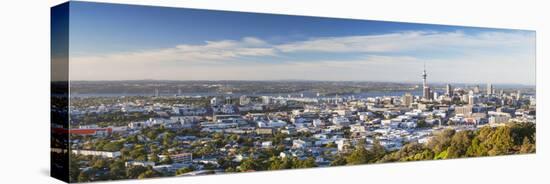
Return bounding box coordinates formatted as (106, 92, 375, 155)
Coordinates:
(51, 2, 535, 183)
(64, 70, 536, 182)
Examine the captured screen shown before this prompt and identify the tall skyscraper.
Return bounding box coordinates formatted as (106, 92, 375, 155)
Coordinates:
(487, 83, 493, 95)
(402, 93, 413, 107)
(462, 94, 469, 104)
(468, 95, 476, 105)
(446, 84, 453, 97)
(433, 91, 439, 100)
(261, 96, 271, 105)
(422, 64, 431, 100)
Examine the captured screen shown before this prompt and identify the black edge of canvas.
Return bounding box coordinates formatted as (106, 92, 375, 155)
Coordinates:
(51, 1, 70, 183)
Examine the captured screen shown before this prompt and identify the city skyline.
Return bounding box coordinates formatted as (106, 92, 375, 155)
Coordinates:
(67, 2, 535, 85)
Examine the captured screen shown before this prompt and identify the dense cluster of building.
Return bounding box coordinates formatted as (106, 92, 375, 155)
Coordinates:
(68, 68, 536, 176)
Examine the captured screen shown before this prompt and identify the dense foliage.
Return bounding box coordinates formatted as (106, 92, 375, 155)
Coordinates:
(69, 122, 535, 182)
(377, 123, 535, 163)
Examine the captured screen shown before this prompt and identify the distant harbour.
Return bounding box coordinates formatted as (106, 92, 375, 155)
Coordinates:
(70, 89, 427, 98)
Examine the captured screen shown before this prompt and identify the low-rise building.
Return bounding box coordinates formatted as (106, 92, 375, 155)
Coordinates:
(168, 153, 193, 164)
(72, 150, 121, 158)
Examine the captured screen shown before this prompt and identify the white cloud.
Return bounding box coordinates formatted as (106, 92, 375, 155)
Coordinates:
(72, 36, 276, 65)
(69, 30, 535, 84)
(276, 31, 534, 54)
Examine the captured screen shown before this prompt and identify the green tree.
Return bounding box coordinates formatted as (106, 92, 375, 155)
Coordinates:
(510, 123, 536, 145)
(370, 139, 386, 162)
(138, 168, 160, 179)
(428, 129, 455, 154)
(294, 157, 317, 168)
(346, 141, 369, 165)
(325, 142, 337, 148)
(330, 154, 347, 166)
(270, 157, 294, 170)
(130, 145, 147, 161)
(486, 126, 514, 156)
(149, 153, 160, 163)
(126, 165, 148, 179)
(92, 159, 109, 169)
(268, 157, 284, 170)
(434, 150, 448, 159)
(411, 149, 434, 160)
(195, 143, 216, 158)
(69, 154, 81, 182)
(466, 137, 488, 157)
(379, 143, 425, 162)
(239, 158, 261, 171)
(446, 130, 472, 158)
(103, 141, 123, 152)
(109, 160, 126, 180)
(77, 170, 91, 183)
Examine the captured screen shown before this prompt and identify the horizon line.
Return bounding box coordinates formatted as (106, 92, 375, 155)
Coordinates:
(66, 79, 535, 86)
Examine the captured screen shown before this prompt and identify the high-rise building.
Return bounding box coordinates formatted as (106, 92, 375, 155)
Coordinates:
(468, 95, 476, 105)
(261, 96, 271, 105)
(487, 83, 493, 95)
(402, 93, 413, 107)
(517, 90, 522, 100)
(462, 94, 469, 104)
(455, 105, 473, 116)
(446, 84, 453, 97)
(423, 87, 431, 100)
(422, 64, 431, 100)
(154, 88, 159, 97)
(225, 96, 234, 104)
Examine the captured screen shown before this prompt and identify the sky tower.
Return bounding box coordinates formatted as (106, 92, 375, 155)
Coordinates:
(422, 63, 431, 100)
(422, 63, 427, 88)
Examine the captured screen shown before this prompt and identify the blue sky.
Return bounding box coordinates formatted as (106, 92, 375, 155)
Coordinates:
(66, 1, 536, 85)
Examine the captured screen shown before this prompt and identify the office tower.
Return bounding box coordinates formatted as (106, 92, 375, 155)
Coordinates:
(402, 93, 413, 107)
(262, 96, 271, 105)
(468, 95, 476, 105)
(462, 94, 469, 104)
(446, 84, 453, 97)
(487, 83, 493, 95)
(433, 91, 439, 100)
